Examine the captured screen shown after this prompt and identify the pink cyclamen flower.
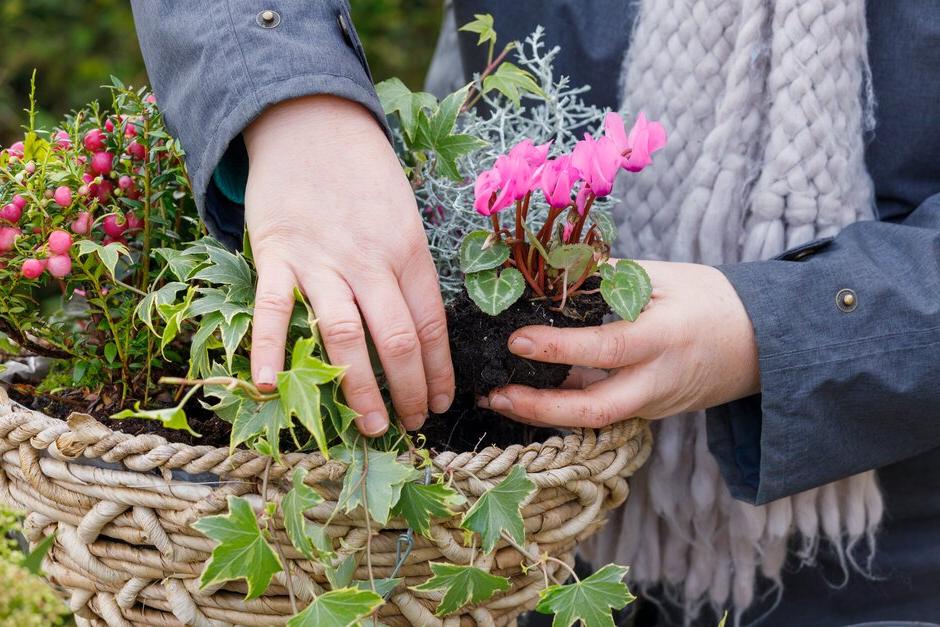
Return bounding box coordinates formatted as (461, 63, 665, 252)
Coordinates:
(508, 139, 551, 169)
(54, 186, 72, 207)
(47, 254, 72, 278)
(473, 168, 512, 216)
(562, 222, 575, 242)
(623, 112, 666, 172)
(571, 134, 622, 197)
(540, 155, 577, 209)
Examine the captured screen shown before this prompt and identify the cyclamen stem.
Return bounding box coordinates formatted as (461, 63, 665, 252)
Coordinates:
(569, 193, 595, 243)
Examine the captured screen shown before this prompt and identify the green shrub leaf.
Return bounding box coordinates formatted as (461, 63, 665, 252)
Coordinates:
(460, 464, 535, 553)
(460, 230, 511, 273)
(535, 564, 634, 627)
(599, 260, 652, 322)
(193, 495, 282, 599)
(465, 267, 525, 316)
(286, 588, 383, 627)
(412, 563, 510, 616)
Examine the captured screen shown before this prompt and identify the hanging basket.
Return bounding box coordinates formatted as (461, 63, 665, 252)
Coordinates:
(0, 387, 651, 626)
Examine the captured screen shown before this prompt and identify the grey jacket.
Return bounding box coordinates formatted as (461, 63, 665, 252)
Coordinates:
(130, 1, 940, 624)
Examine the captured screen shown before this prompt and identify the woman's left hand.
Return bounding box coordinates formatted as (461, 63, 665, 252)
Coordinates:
(479, 261, 761, 426)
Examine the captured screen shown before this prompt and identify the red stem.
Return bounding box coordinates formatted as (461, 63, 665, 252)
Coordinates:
(570, 194, 596, 243)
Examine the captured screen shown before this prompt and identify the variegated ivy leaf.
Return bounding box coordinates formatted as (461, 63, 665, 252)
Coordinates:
(356, 577, 402, 598)
(193, 495, 282, 600)
(155, 247, 203, 281)
(156, 287, 195, 355)
(334, 447, 418, 525)
(465, 267, 525, 316)
(282, 468, 325, 560)
(482, 62, 546, 107)
(112, 401, 200, 436)
(535, 564, 634, 627)
(76, 239, 130, 280)
(221, 312, 251, 369)
(188, 311, 223, 379)
(375, 77, 437, 141)
(286, 588, 383, 627)
(135, 281, 187, 334)
(599, 260, 652, 322)
(192, 245, 254, 304)
(412, 563, 510, 616)
(547, 244, 595, 279)
(460, 464, 535, 553)
(391, 481, 464, 538)
(460, 230, 510, 274)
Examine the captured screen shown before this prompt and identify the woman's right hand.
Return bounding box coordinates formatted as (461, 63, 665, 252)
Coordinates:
(243, 95, 454, 437)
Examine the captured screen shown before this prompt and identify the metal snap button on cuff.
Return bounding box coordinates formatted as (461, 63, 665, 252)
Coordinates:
(836, 288, 857, 312)
(337, 12, 354, 46)
(257, 10, 280, 28)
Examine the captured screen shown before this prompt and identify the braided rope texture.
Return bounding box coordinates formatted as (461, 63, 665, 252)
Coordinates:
(0, 386, 651, 626)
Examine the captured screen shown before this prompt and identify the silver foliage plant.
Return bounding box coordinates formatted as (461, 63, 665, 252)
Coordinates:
(408, 28, 616, 300)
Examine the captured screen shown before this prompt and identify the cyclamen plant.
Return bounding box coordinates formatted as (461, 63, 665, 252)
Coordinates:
(462, 111, 666, 319)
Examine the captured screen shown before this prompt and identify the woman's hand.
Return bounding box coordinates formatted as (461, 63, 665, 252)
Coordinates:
(479, 261, 760, 426)
(243, 95, 454, 437)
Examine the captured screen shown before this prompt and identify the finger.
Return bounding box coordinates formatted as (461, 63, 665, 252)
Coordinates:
(250, 258, 297, 393)
(485, 374, 648, 428)
(357, 276, 429, 430)
(561, 366, 610, 389)
(397, 249, 455, 414)
(477, 395, 555, 428)
(302, 274, 389, 437)
(507, 321, 660, 369)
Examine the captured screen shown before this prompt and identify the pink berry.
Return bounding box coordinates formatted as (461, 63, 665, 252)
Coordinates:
(102, 235, 126, 247)
(0, 204, 22, 223)
(83, 129, 106, 152)
(75, 155, 88, 166)
(145, 94, 157, 104)
(21, 258, 44, 279)
(8, 141, 24, 159)
(77, 185, 89, 197)
(12, 195, 26, 210)
(53, 186, 72, 207)
(90, 151, 113, 176)
(125, 212, 144, 233)
(0, 227, 20, 252)
(118, 175, 133, 190)
(125, 122, 137, 137)
(127, 141, 146, 160)
(94, 180, 113, 202)
(24, 161, 36, 175)
(48, 230, 72, 255)
(82, 173, 95, 184)
(47, 254, 71, 278)
(102, 213, 127, 238)
(70, 211, 92, 235)
(54, 130, 71, 149)
(73, 288, 86, 298)
(104, 119, 115, 133)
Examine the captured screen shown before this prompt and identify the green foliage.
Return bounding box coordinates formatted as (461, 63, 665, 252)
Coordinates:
(459, 14, 497, 49)
(193, 495, 282, 599)
(535, 564, 635, 627)
(282, 468, 325, 561)
(112, 401, 200, 436)
(335, 447, 418, 525)
(459, 229, 511, 273)
(483, 62, 546, 107)
(460, 465, 535, 553)
(599, 260, 653, 322)
(547, 244, 595, 278)
(286, 588, 384, 627)
(412, 562, 511, 616)
(375, 78, 436, 141)
(391, 481, 464, 538)
(410, 85, 489, 180)
(465, 267, 526, 316)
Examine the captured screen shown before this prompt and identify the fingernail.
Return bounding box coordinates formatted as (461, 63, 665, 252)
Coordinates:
(403, 413, 427, 431)
(359, 412, 387, 436)
(489, 394, 513, 412)
(509, 336, 534, 357)
(430, 394, 452, 414)
(256, 366, 276, 388)
(477, 396, 490, 409)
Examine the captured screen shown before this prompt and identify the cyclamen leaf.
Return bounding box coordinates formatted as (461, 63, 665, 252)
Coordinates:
(460, 464, 535, 553)
(112, 402, 199, 436)
(282, 468, 324, 560)
(458, 13, 497, 48)
(535, 564, 634, 627)
(465, 267, 525, 316)
(412, 563, 510, 616)
(547, 244, 595, 278)
(375, 77, 437, 140)
(460, 230, 511, 273)
(335, 447, 418, 525)
(482, 62, 546, 107)
(286, 588, 383, 627)
(193, 495, 282, 599)
(599, 260, 652, 322)
(391, 481, 464, 538)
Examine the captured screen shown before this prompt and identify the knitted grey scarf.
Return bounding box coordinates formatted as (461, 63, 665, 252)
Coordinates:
(584, 0, 883, 621)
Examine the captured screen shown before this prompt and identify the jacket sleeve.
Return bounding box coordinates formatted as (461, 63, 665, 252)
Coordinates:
(706, 193, 940, 505)
(130, 0, 388, 249)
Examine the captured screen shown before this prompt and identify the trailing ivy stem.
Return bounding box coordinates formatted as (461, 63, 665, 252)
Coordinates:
(158, 376, 279, 402)
(361, 440, 376, 592)
(544, 555, 580, 583)
(263, 460, 298, 615)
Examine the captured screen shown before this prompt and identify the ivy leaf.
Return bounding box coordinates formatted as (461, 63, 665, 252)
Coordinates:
(286, 588, 383, 627)
(535, 564, 634, 627)
(234, 398, 289, 457)
(193, 495, 282, 599)
(188, 311, 223, 379)
(335, 447, 418, 525)
(22, 532, 56, 575)
(282, 468, 324, 560)
(321, 387, 359, 444)
(433, 133, 489, 180)
(465, 267, 525, 316)
(483, 62, 545, 107)
(135, 281, 187, 334)
(375, 77, 437, 141)
(221, 312, 251, 369)
(192, 246, 254, 303)
(459, 230, 511, 273)
(413, 85, 487, 180)
(112, 402, 200, 436)
(458, 13, 497, 48)
(599, 260, 652, 322)
(547, 244, 595, 278)
(76, 239, 130, 280)
(356, 577, 402, 598)
(155, 247, 203, 281)
(460, 464, 535, 553)
(412, 563, 510, 616)
(391, 481, 463, 538)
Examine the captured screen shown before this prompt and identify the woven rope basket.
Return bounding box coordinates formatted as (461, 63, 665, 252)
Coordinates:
(0, 386, 651, 626)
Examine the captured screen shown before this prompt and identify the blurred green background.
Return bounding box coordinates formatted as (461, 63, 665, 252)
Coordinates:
(0, 0, 443, 144)
(0, 0, 441, 620)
